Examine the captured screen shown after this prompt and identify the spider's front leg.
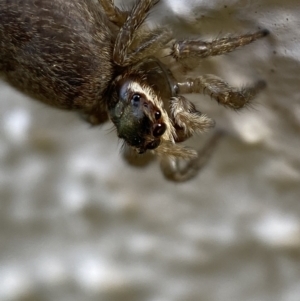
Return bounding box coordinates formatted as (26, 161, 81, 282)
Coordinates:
(113, 0, 172, 66)
(171, 30, 269, 60)
(170, 95, 215, 142)
(160, 131, 224, 182)
(159, 95, 220, 182)
(177, 75, 266, 110)
(170, 30, 268, 109)
(98, 0, 128, 26)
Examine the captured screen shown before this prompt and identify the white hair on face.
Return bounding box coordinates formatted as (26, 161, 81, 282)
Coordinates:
(128, 81, 198, 160)
(128, 81, 176, 142)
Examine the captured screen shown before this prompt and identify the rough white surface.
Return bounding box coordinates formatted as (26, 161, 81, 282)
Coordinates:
(0, 0, 300, 301)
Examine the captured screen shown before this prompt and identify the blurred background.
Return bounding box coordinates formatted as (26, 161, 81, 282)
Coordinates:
(1, 0, 300, 300)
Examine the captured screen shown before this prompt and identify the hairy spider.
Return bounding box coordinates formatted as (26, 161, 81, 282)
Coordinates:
(0, 0, 269, 182)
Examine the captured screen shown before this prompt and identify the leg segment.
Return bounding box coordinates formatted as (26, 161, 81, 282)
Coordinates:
(160, 131, 224, 182)
(170, 95, 215, 142)
(98, 0, 128, 26)
(177, 75, 266, 110)
(127, 27, 173, 64)
(113, 0, 161, 66)
(172, 30, 269, 60)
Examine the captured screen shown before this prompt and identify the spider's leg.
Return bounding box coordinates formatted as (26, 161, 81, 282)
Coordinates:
(124, 27, 173, 65)
(177, 75, 266, 110)
(160, 131, 224, 182)
(171, 30, 269, 60)
(113, 0, 171, 66)
(98, 0, 128, 26)
(170, 95, 215, 142)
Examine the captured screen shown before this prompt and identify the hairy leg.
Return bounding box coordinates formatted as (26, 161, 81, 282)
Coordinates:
(128, 27, 173, 64)
(113, 0, 163, 66)
(171, 95, 215, 142)
(160, 131, 224, 182)
(177, 75, 266, 110)
(171, 30, 269, 60)
(98, 0, 128, 26)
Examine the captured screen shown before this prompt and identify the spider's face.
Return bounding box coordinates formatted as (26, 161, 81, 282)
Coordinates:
(108, 78, 169, 154)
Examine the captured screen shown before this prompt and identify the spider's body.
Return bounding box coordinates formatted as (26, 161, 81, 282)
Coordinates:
(0, 0, 269, 181)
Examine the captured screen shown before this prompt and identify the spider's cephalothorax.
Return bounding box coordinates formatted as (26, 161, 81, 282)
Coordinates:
(0, 0, 269, 182)
(107, 57, 202, 160)
(108, 73, 170, 155)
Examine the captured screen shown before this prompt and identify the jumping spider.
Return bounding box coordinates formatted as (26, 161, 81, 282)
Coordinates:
(101, 0, 268, 181)
(0, 0, 269, 182)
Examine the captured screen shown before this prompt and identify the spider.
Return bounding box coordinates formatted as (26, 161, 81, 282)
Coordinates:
(0, 0, 269, 182)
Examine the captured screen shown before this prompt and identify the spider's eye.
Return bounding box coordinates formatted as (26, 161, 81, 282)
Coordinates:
(153, 123, 166, 137)
(146, 140, 160, 150)
(131, 94, 141, 107)
(155, 111, 161, 120)
(132, 136, 142, 146)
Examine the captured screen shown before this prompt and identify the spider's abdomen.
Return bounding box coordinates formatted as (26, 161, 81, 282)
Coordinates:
(0, 0, 115, 112)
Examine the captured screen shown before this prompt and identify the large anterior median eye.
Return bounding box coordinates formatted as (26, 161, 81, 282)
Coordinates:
(153, 123, 166, 137)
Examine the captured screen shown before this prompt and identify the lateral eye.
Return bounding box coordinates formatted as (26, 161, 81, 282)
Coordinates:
(131, 94, 140, 107)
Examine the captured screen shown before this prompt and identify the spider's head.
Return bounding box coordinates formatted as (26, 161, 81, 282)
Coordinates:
(108, 77, 171, 154)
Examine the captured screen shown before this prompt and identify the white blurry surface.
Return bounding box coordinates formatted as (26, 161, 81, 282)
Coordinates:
(0, 0, 300, 301)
